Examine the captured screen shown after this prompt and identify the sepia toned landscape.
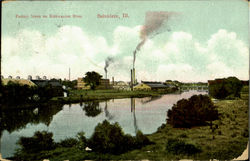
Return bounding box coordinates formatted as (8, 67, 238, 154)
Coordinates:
(0, 1, 249, 160)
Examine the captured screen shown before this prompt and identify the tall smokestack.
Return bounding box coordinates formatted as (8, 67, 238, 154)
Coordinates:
(133, 68, 136, 85)
(105, 71, 107, 79)
(131, 69, 133, 91)
(69, 68, 71, 81)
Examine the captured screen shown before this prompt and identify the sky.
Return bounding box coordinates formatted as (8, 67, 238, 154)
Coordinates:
(2, 0, 249, 82)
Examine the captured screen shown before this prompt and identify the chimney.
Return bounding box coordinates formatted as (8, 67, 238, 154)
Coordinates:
(131, 69, 133, 91)
(69, 68, 71, 81)
(112, 77, 114, 85)
(133, 68, 136, 85)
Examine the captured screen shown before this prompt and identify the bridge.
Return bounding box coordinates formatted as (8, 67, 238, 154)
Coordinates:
(180, 85, 208, 91)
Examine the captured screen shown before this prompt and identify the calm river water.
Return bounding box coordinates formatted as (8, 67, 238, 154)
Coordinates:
(1, 90, 207, 158)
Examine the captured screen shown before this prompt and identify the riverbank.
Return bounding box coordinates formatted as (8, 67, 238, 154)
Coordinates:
(0, 89, 179, 110)
(51, 89, 179, 104)
(135, 99, 248, 160)
(8, 98, 247, 160)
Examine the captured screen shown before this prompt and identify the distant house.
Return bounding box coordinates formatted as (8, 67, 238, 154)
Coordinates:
(134, 81, 168, 91)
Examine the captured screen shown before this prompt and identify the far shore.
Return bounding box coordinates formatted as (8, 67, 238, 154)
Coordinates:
(0, 89, 181, 110)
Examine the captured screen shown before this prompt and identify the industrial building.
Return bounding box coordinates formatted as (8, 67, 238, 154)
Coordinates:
(77, 78, 112, 90)
(133, 81, 168, 91)
(96, 79, 112, 89)
(113, 81, 130, 90)
(77, 78, 90, 89)
(32, 79, 63, 97)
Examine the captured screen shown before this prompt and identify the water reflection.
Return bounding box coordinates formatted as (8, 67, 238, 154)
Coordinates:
(139, 96, 163, 104)
(0, 103, 63, 134)
(104, 101, 114, 120)
(1, 91, 207, 158)
(82, 102, 102, 117)
(131, 98, 138, 134)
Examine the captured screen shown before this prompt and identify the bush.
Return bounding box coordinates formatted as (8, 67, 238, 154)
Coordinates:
(242, 128, 249, 138)
(76, 131, 87, 150)
(166, 138, 201, 155)
(17, 131, 55, 153)
(179, 133, 188, 138)
(88, 120, 151, 154)
(134, 130, 151, 148)
(167, 95, 218, 128)
(209, 77, 243, 99)
(59, 138, 78, 147)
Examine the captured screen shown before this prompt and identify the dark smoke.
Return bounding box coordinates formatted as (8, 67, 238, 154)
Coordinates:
(133, 11, 178, 68)
(104, 56, 114, 78)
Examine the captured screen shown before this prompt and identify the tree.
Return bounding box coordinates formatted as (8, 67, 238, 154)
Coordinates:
(167, 94, 218, 128)
(87, 120, 151, 154)
(17, 131, 55, 153)
(83, 71, 102, 90)
(209, 77, 243, 99)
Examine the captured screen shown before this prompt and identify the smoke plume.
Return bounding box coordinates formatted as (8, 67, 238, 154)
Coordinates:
(104, 56, 114, 78)
(133, 11, 178, 68)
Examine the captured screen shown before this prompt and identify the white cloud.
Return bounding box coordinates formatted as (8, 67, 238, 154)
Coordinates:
(1, 26, 248, 82)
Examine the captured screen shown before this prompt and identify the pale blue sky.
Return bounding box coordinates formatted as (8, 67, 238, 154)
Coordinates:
(2, 0, 249, 82)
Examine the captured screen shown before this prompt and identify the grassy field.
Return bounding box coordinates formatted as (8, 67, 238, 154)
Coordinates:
(34, 97, 248, 161)
(51, 89, 177, 103)
(138, 99, 248, 160)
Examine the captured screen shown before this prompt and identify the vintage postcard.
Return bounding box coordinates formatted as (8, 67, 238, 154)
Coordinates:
(1, 0, 249, 160)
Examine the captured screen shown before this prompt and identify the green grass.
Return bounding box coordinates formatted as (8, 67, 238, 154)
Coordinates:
(43, 97, 248, 160)
(51, 89, 175, 103)
(14, 92, 248, 160)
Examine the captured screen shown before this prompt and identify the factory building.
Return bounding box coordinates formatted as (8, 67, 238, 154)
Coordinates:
(77, 78, 112, 90)
(113, 81, 130, 90)
(134, 81, 168, 91)
(32, 79, 63, 97)
(96, 79, 112, 89)
(77, 78, 90, 90)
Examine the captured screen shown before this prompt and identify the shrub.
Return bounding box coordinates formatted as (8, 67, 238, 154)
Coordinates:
(209, 77, 243, 99)
(167, 95, 218, 128)
(59, 138, 78, 147)
(76, 131, 87, 150)
(134, 130, 151, 148)
(88, 120, 151, 154)
(17, 131, 55, 153)
(166, 138, 201, 155)
(179, 133, 188, 138)
(231, 132, 237, 138)
(242, 128, 249, 138)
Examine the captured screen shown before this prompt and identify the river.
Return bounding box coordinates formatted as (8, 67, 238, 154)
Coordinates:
(0, 90, 207, 158)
